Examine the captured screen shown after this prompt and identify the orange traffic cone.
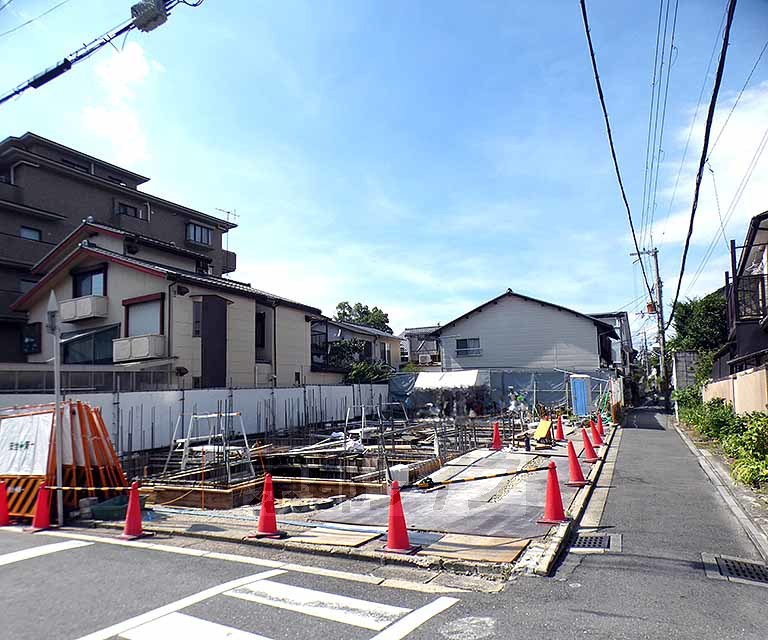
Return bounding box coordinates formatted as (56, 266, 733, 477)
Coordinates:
(597, 413, 605, 437)
(554, 415, 565, 442)
(119, 482, 149, 540)
(247, 474, 285, 539)
(490, 422, 502, 451)
(384, 481, 418, 553)
(566, 441, 588, 487)
(581, 428, 598, 463)
(25, 484, 51, 533)
(0, 481, 10, 527)
(537, 461, 568, 524)
(590, 421, 604, 447)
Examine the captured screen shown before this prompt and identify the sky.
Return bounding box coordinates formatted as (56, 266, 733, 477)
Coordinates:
(1, 0, 767, 347)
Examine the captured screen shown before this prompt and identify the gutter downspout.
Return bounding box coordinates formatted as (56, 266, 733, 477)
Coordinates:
(10, 160, 39, 184)
(272, 301, 278, 388)
(167, 279, 175, 365)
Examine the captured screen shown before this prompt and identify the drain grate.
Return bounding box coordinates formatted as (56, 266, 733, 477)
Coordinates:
(572, 534, 610, 549)
(717, 557, 768, 584)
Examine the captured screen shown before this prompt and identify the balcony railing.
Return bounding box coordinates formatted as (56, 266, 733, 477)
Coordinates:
(731, 275, 768, 323)
(59, 295, 108, 322)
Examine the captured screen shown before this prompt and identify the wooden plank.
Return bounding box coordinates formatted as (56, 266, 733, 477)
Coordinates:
(418, 533, 529, 563)
(286, 528, 380, 547)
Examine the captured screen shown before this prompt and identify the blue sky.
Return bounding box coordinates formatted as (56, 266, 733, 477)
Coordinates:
(2, 1, 767, 346)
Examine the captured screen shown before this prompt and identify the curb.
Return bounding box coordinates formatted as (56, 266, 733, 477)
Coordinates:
(674, 423, 768, 563)
(90, 520, 513, 580)
(531, 421, 621, 576)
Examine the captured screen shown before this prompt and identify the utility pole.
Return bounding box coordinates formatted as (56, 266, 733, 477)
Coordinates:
(46, 292, 64, 526)
(631, 248, 670, 410)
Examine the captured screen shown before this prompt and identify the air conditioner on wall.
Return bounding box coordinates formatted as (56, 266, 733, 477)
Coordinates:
(418, 354, 432, 365)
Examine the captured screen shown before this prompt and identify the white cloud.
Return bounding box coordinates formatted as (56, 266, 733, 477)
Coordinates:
(653, 81, 768, 247)
(81, 42, 157, 166)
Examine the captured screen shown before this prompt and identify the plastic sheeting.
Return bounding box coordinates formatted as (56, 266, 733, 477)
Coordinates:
(415, 369, 490, 389)
(0, 412, 52, 475)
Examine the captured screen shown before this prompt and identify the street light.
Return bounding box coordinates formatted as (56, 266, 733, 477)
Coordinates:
(46, 291, 63, 526)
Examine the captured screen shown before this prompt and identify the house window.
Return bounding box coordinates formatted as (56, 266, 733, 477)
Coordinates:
(186, 222, 212, 246)
(62, 325, 120, 364)
(193, 301, 202, 337)
(73, 267, 106, 297)
(255, 312, 266, 349)
(456, 338, 481, 356)
(125, 299, 162, 336)
(19, 278, 37, 294)
(117, 202, 145, 220)
(20, 226, 41, 241)
(22, 323, 42, 354)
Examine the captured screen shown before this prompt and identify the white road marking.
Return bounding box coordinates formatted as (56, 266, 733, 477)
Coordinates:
(0, 528, 465, 594)
(73, 570, 286, 640)
(0, 540, 92, 566)
(369, 596, 459, 640)
(225, 579, 411, 631)
(120, 612, 273, 640)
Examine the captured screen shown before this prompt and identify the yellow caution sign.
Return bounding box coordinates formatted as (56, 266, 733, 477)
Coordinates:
(533, 419, 552, 440)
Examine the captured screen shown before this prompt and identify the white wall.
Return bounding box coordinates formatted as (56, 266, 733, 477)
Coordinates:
(440, 294, 601, 371)
(0, 384, 389, 454)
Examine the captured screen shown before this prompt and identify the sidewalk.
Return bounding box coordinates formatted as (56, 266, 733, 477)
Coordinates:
(472, 408, 768, 639)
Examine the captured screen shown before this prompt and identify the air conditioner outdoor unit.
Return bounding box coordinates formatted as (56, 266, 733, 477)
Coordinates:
(418, 354, 432, 365)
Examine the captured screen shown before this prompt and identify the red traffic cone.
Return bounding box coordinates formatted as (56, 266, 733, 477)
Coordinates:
(490, 421, 502, 451)
(537, 461, 568, 524)
(247, 474, 285, 539)
(597, 413, 605, 437)
(25, 484, 51, 533)
(0, 481, 10, 527)
(554, 415, 565, 442)
(581, 428, 598, 463)
(119, 482, 149, 540)
(384, 481, 418, 553)
(590, 421, 604, 447)
(566, 441, 588, 487)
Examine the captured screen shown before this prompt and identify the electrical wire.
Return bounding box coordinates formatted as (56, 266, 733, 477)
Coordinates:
(646, 0, 679, 247)
(707, 37, 768, 160)
(665, 0, 738, 330)
(707, 162, 729, 252)
(639, 0, 668, 251)
(0, 0, 16, 14)
(578, 0, 655, 304)
(684, 123, 768, 293)
(659, 4, 728, 242)
(0, 0, 73, 40)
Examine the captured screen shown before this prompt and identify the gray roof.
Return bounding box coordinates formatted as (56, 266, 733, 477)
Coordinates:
(325, 318, 396, 339)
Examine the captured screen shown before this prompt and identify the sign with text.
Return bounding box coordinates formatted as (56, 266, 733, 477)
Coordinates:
(0, 413, 52, 475)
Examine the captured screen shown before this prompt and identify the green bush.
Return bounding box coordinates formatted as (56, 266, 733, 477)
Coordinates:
(695, 398, 742, 440)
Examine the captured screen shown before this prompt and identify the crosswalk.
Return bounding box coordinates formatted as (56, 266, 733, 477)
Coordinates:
(0, 529, 460, 640)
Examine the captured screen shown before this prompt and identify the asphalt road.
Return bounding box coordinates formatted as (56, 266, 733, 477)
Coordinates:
(2, 408, 767, 639)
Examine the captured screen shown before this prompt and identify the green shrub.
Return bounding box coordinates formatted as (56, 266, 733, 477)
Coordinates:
(695, 398, 742, 440)
(732, 457, 768, 488)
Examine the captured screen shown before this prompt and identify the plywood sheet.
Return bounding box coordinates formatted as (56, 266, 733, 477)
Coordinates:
(288, 527, 380, 547)
(419, 533, 529, 563)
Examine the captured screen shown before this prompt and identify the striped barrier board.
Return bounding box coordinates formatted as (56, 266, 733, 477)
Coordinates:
(1, 475, 45, 517)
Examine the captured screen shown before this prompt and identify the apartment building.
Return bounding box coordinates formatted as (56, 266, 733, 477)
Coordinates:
(0, 132, 236, 362)
(12, 220, 328, 388)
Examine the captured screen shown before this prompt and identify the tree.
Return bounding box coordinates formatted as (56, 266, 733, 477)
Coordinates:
(667, 292, 727, 353)
(334, 301, 393, 334)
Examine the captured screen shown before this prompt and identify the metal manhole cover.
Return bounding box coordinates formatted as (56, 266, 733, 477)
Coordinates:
(717, 557, 768, 584)
(572, 534, 610, 549)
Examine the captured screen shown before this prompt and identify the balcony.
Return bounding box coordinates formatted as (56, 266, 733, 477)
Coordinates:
(0, 180, 24, 204)
(59, 295, 108, 322)
(0, 234, 55, 267)
(113, 334, 166, 362)
(222, 249, 237, 274)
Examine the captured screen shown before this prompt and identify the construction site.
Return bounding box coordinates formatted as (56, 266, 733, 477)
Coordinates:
(0, 371, 624, 573)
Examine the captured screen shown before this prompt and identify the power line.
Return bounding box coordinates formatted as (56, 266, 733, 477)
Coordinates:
(708, 37, 768, 160)
(0, 0, 73, 40)
(707, 162, 729, 252)
(578, 0, 655, 303)
(684, 123, 768, 293)
(0, 0, 17, 14)
(647, 0, 679, 247)
(0, 1, 204, 107)
(659, 4, 728, 242)
(639, 0, 668, 251)
(665, 0, 738, 330)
